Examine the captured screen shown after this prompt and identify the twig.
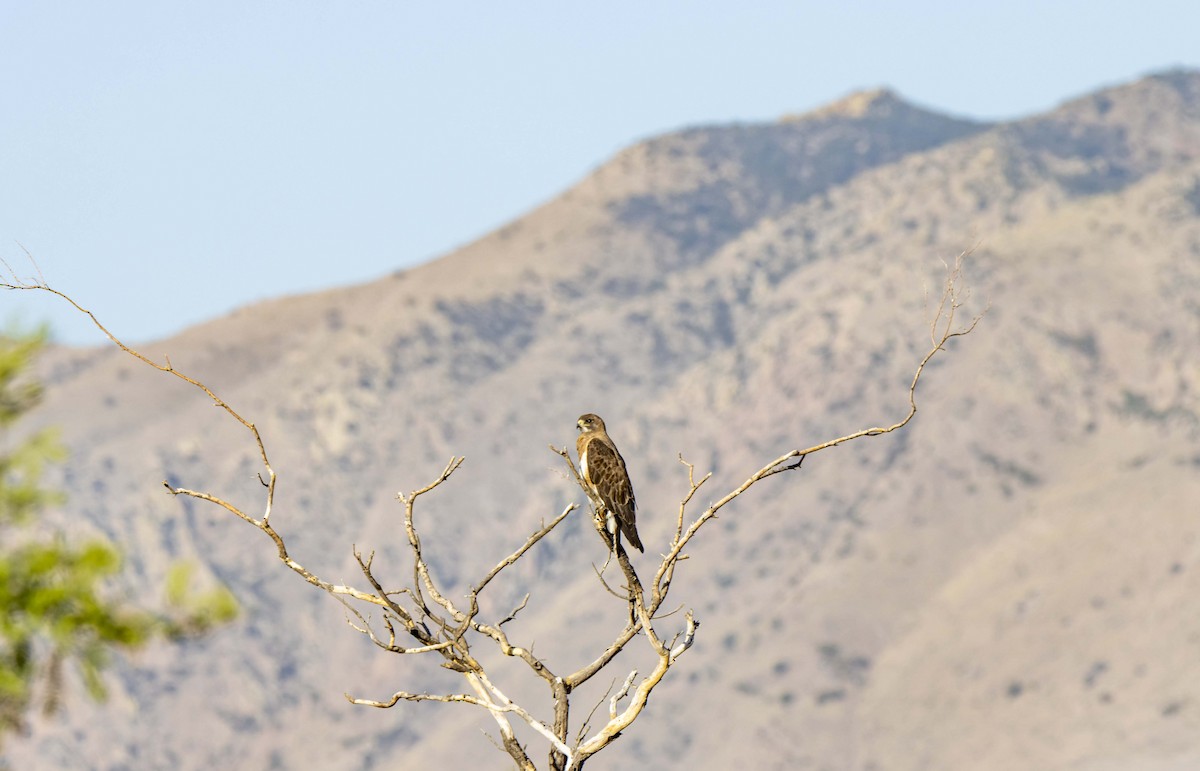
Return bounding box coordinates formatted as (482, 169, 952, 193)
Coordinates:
(468, 503, 576, 614)
(609, 670, 637, 719)
(576, 678, 617, 746)
(497, 594, 529, 627)
(344, 690, 490, 709)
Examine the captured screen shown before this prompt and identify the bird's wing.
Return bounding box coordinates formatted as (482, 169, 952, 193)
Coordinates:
(584, 438, 632, 509)
(585, 437, 642, 551)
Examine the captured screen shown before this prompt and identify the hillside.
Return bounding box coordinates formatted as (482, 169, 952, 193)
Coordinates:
(7, 70, 1200, 769)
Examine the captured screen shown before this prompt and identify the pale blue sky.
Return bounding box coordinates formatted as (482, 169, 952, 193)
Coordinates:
(3, 2, 1197, 345)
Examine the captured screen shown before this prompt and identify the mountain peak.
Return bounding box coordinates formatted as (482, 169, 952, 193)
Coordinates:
(780, 87, 915, 123)
(821, 87, 904, 117)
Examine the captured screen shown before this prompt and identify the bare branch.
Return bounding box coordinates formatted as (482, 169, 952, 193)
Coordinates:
(647, 250, 985, 607)
(609, 670, 637, 720)
(475, 670, 574, 764)
(574, 677, 617, 747)
(1, 267, 276, 505)
(3, 269, 396, 615)
(339, 595, 453, 655)
(497, 594, 529, 627)
(442, 499, 572, 684)
(345, 690, 490, 709)
(590, 562, 630, 601)
(400, 457, 469, 624)
(462, 672, 537, 770)
(571, 604, 699, 766)
(668, 611, 698, 663)
(674, 455, 710, 545)
(351, 546, 435, 641)
(345, 669, 565, 769)
(469, 503, 576, 610)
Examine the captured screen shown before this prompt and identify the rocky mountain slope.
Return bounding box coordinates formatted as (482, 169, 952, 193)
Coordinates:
(6, 70, 1200, 770)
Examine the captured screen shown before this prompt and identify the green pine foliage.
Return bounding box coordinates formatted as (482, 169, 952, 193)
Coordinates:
(162, 562, 240, 639)
(0, 328, 236, 740)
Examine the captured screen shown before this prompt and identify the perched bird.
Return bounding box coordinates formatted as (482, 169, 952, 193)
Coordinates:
(576, 413, 644, 553)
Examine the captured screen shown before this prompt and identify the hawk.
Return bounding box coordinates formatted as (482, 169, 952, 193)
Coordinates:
(576, 413, 644, 553)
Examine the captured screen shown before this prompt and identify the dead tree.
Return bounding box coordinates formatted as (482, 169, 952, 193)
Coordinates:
(2, 252, 981, 770)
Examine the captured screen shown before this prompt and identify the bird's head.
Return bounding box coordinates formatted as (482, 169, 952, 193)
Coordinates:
(577, 413, 605, 433)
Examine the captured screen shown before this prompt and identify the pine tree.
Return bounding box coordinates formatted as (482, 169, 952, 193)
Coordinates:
(0, 328, 236, 741)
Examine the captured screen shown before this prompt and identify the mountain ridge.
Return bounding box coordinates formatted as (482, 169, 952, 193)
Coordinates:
(8, 69, 1200, 770)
